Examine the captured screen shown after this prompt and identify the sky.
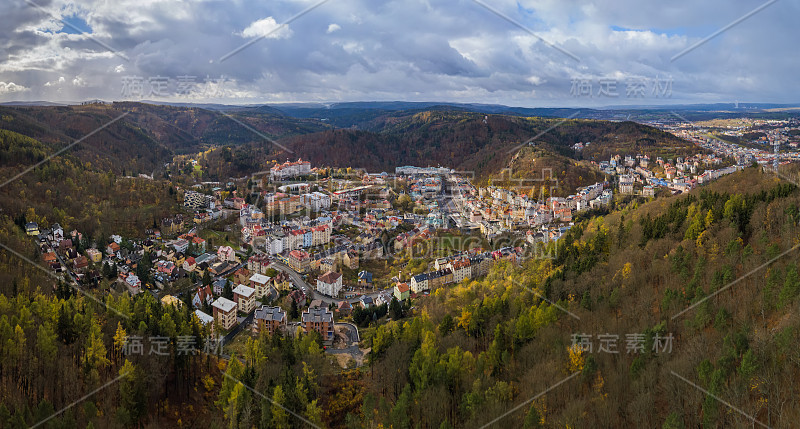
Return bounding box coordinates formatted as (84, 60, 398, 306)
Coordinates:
(0, 0, 797, 107)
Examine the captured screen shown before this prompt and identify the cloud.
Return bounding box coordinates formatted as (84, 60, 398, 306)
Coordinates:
(241, 17, 292, 39)
(0, 81, 29, 94)
(0, 0, 796, 105)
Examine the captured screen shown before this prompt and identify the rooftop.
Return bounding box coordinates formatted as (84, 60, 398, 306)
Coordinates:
(211, 297, 237, 313)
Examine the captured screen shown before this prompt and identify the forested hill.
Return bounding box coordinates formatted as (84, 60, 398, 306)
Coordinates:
(279, 110, 699, 179)
(3, 166, 800, 427)
(0, 102, 698, 185)
(0, 102, 330, 176)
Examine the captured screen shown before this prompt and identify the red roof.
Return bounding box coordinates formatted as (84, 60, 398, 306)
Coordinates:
(317, 271, 342, 284)
(396, 283, 410, 293)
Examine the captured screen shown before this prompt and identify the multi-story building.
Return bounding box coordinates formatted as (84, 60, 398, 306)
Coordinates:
(232, 284, 256, 313)
(316, 271, 343, 297)
(302, 307, 334, 341)
(211, 297, 238, 330)
(249, 273, 272, 299)
(253, 305, 286, 336)
(270, 158, 312, 181)
(410, 273, 429, 293)
(287, 250, 310, 273)
(184, 191, 215, 209)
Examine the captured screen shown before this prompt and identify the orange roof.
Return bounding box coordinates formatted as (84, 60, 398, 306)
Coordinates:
(396, 283, 410, 293)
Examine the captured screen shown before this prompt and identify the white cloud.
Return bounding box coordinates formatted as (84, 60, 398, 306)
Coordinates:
(327, 23, 341, 34)
(241, 17, 291, 39)
(114, 64, 125, 73)
(0, 82, 29, 94)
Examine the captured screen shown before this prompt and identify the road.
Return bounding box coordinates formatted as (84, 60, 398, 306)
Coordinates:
(268, 260, 389, 306)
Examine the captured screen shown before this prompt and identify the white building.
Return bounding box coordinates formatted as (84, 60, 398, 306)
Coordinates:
(316, 271, 343, 297)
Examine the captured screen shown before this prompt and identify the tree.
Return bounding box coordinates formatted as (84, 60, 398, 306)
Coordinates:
(271, 385, 289, 429)
(290, 299, 299, 320)
(223, 280, 233, 300)
(522, 403, 542, 428)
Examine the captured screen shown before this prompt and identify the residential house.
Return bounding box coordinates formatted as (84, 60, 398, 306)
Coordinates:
(359, 295, 374, 309)
(107, 242, 120, 256)
(86, 248, 102, 263)
(194, 309, 215, 328)
(161, 295, 182, 309)
(73, 255, 89, 271)
(125, 273, 141, 289)
(25, 222, 39, 236)
(316, 271, 343, 297)
(192, 285, 214, 308)
(337, 301, 352, 316)
(183, 256, 197, 272)
(217, 246, 236, 263)
(394, 282, 410, 301)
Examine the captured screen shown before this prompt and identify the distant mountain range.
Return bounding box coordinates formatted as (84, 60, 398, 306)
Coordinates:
(0, 100, 793, 183)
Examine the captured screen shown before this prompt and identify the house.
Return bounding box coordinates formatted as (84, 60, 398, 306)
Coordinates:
(233, 267, 251, 285)
(161, 295, 182, 309)
(232, 284, 256, 313)
(394, 282, 410, 301)
(289, 289, 307, 307)
(107, 242, 120, 256)
(316, 271, 343, 297)
(337, 300, 352, 316)
(359, 295, 374, 309)
(301, 307, 334, 341)
(73, 255, 89, 271)
(192, 285, 214, 308)
(25, 222, 39, 236)
(252, 305, 287, 336)
(211, 297, 238, 330)
(217, 246, 236, 263)
(212, 278, 227, 296)
(125, 273, 141, 289)
(86, 248, 102, 263)
(358, 270, 373, 285)
(183, 256, 196, 272)
(194, 309, 214, 327)
(249, 273, 272, 299)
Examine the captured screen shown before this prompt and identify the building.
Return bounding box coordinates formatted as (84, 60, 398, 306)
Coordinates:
(194, 309, 214, 327)
(253, 305, 287, 336)
(160, 295, 182, 309)
(125, 273, 141, 289)
(394, 282, 410, 301)
(211, 297, 238, 330)
(86, 248, 102, 263)
(270, 158, 312, 181)
(184, 190, 215, 209)
(302, 307, 334, 341)
(25, 222, 39, 236)
(249, 273, 272, 299)
(192, 285, 213, 308)
(410, 273, 429, 293)
(232, 284, 256, 313)
(287, 250, 310, 273)
(316, 271, 343, 297)
(217, 246, 236, 263)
